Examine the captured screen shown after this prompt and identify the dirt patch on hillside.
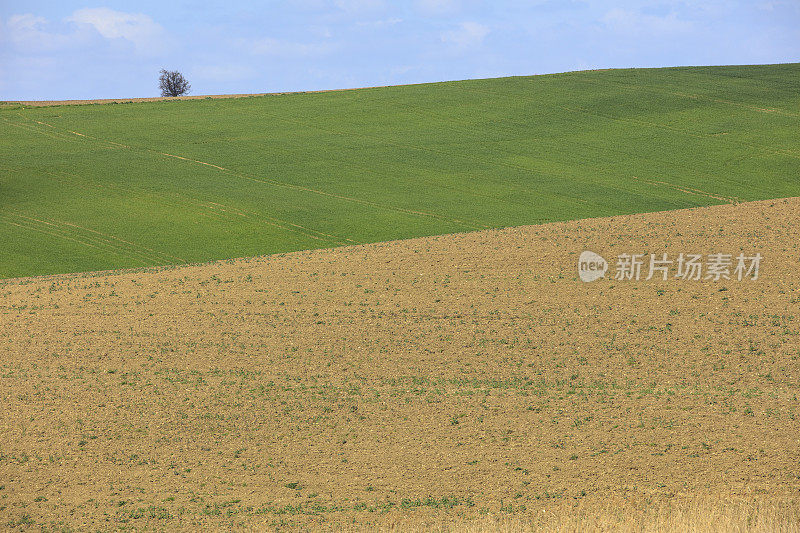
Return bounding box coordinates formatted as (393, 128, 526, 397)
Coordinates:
(2, 83, 403, 108)
(3, 93, 270, 107)
(1, 198, 799, 530)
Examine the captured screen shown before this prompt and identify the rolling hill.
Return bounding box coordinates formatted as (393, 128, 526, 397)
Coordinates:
(1, 63, 799, 279)
(1, 197, 798, 530)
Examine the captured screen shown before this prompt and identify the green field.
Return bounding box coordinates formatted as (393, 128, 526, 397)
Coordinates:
(1, 63, 798, 278)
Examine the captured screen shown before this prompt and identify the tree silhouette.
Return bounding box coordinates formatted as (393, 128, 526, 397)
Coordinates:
(158, 69, 191, 97)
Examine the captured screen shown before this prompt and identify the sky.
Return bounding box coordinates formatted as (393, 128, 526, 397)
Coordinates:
(1, 0, 798, 100)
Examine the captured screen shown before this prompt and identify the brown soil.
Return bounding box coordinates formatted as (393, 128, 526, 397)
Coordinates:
(1, 198, 799, 531)
(2, 93, 270, 107)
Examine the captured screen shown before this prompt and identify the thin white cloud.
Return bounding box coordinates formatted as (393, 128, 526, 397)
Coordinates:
(601, 8, 694, 35)
(415, 0, 460, 15)
(333, 0, 385, 13)
(355, 17, 403, 28)
(441, 21, 489, 48)
(250, 37, 336, 57)
(758, 0, 800, 11)
(7, 13, 47, 32)
(67, 7, 165, 53)
(4, 13, 84, 51)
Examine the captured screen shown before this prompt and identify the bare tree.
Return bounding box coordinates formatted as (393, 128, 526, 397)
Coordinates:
(158, 69, 191, 97)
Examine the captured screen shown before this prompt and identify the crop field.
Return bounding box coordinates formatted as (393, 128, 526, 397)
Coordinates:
(1, 197, 799, 531)
(2, 63, 799, 279)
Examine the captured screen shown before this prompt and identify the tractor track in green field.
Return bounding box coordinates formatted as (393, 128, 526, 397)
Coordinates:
(2, 117, 83, 144)
(152, 148, 488, 231)
(0, 212, 174, 266)
(5, 115, 487, 234)
(629, 176, 739, 203)
(399, 85, 735, 203)
(1, 163, 354, 249)
(3, 117, 358, 246)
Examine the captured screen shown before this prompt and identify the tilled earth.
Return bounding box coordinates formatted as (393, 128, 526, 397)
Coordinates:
(1, 197, 799, 530)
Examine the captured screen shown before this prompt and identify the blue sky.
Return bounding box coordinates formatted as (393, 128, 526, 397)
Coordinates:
(1, 1, 798, 100)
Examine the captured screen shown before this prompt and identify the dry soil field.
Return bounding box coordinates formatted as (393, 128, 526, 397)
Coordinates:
(1, 198, 799, 531)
